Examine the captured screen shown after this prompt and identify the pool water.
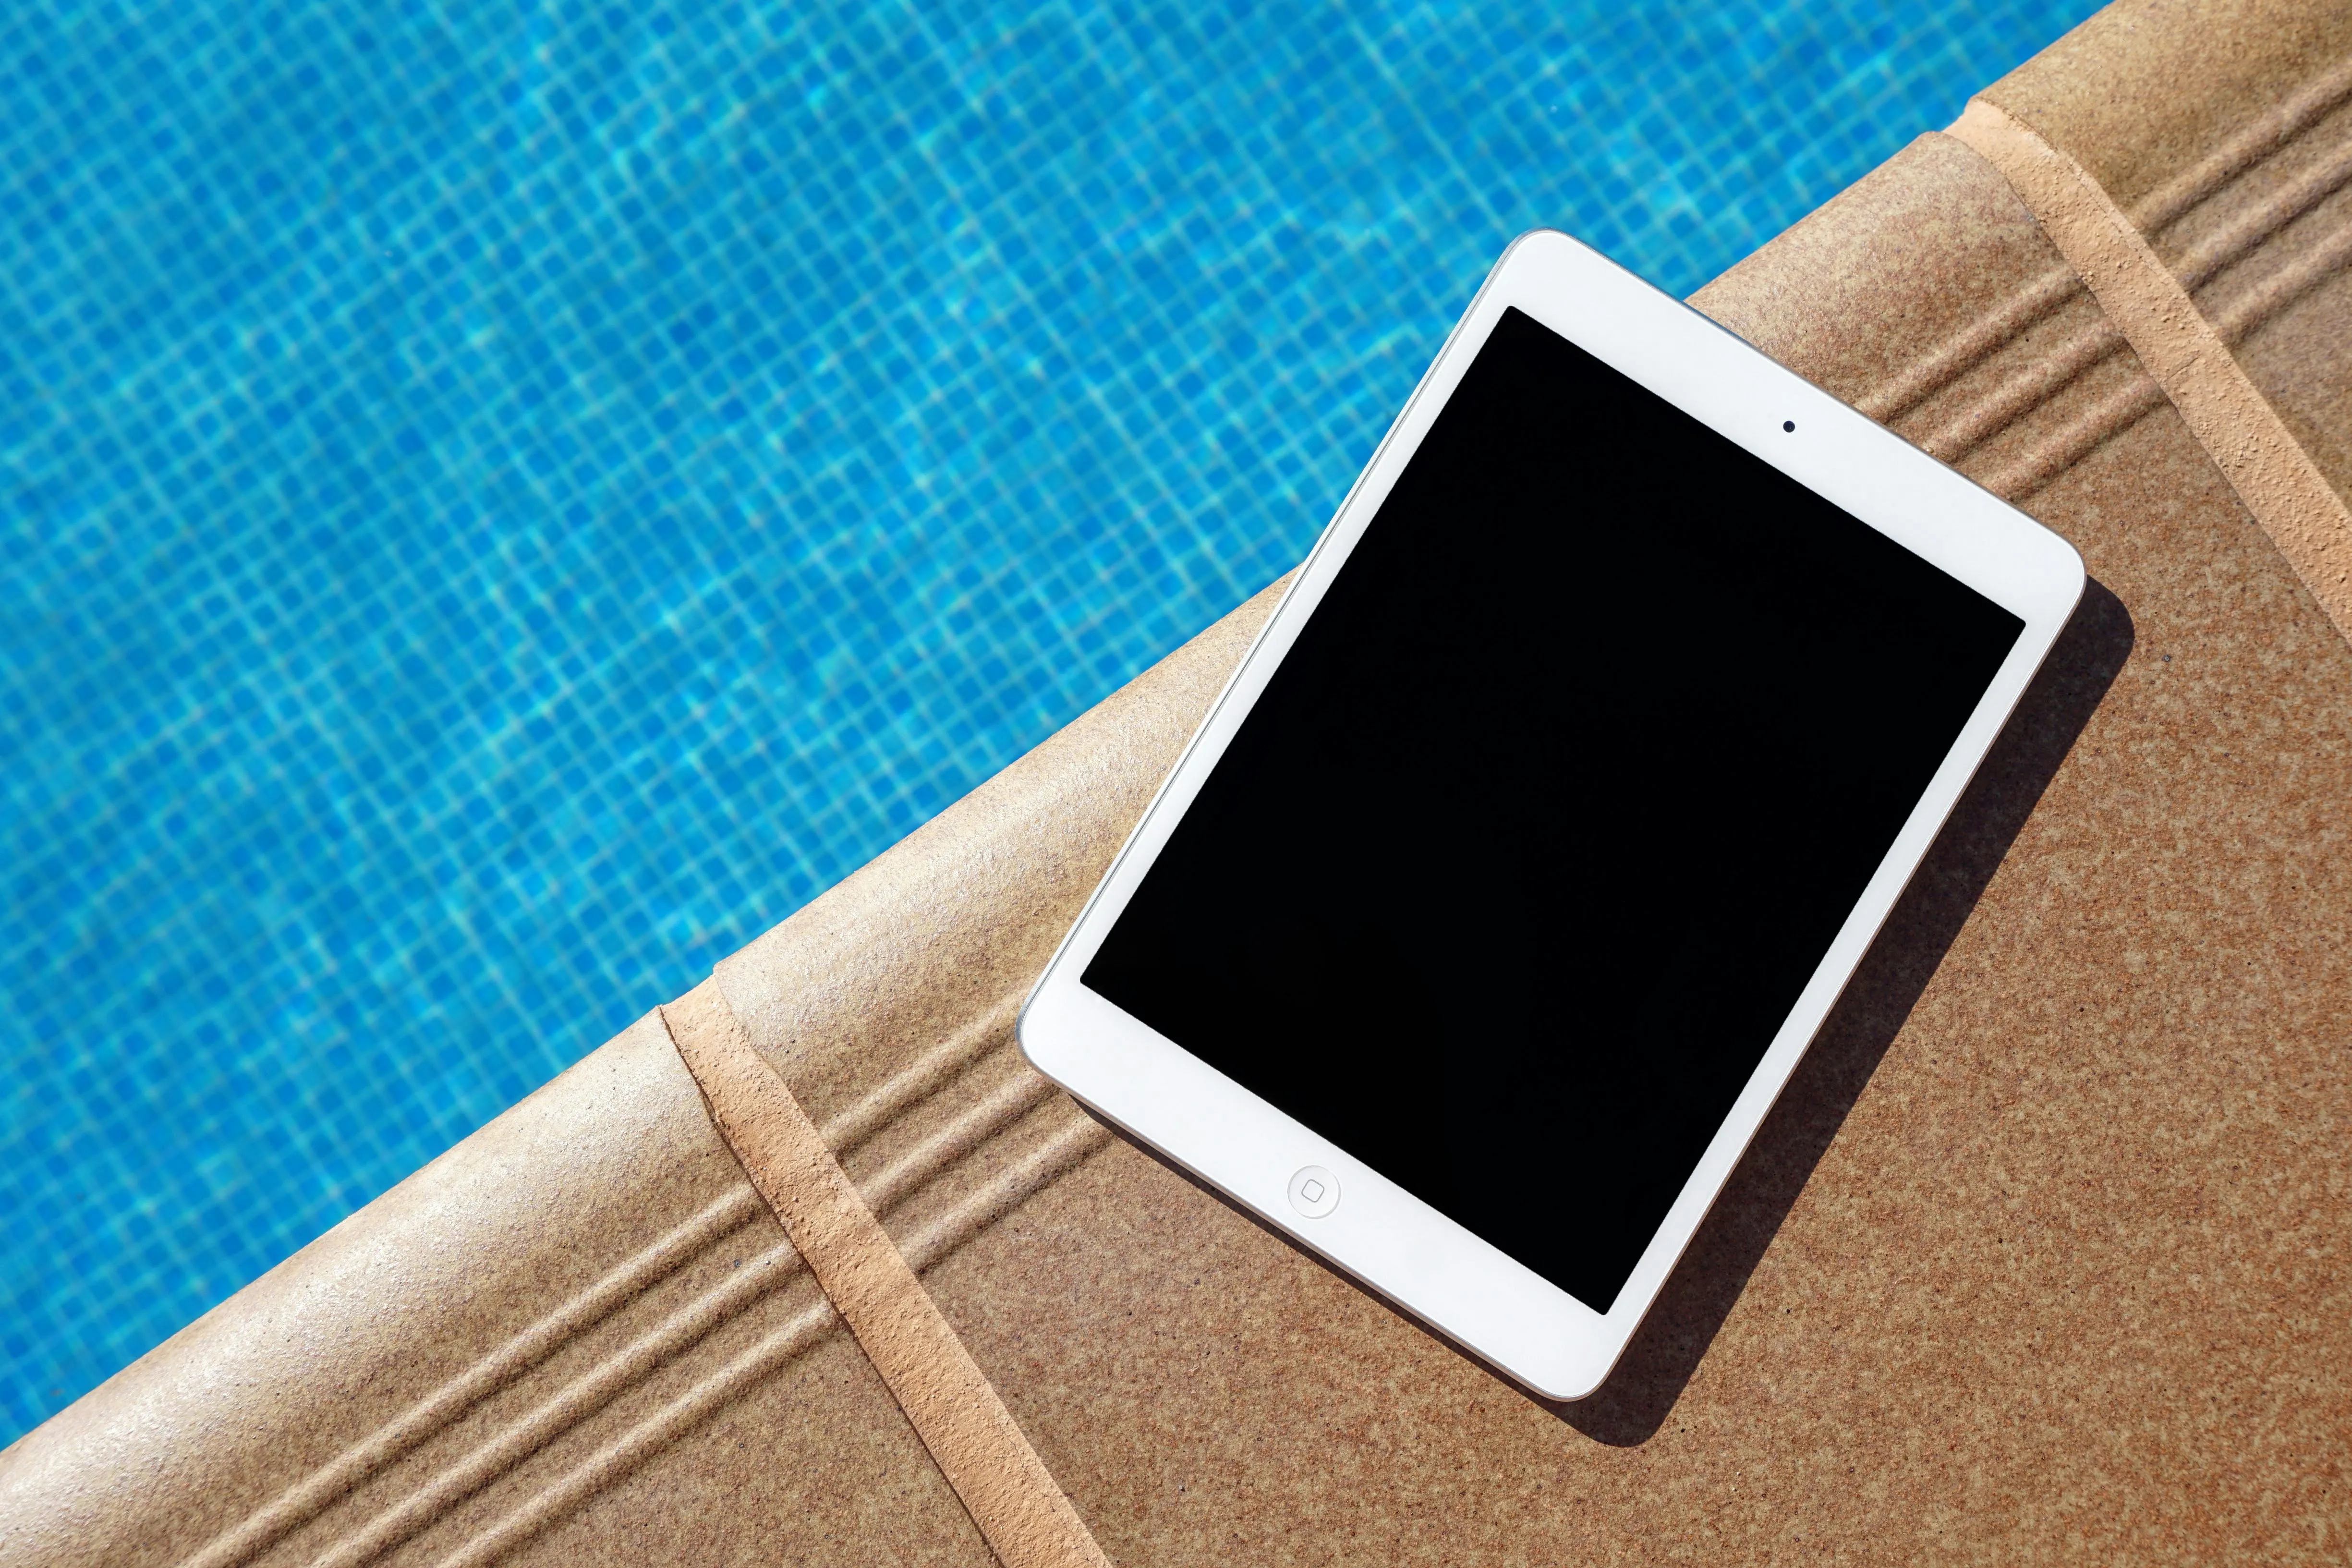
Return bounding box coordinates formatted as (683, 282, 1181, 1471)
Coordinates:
(0, 0, 2102, 1443)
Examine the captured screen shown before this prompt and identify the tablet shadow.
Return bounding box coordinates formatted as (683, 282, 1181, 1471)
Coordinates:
(1553, 575, 2134, 1446)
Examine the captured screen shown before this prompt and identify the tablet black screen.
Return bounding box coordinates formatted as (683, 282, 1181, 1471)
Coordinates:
(1082, 306, 2023, 1314)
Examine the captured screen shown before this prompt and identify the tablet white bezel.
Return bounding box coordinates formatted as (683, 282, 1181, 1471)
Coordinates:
(1018, 229, 2085, 1401)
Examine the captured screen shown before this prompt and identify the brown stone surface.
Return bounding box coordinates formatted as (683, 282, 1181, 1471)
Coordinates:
(1983, 0, 2352, 217)
(2, 1, 2348, 1563)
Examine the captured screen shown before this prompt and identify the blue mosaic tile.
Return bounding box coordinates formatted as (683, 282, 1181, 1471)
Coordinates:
(0, 0, 2105, 1442)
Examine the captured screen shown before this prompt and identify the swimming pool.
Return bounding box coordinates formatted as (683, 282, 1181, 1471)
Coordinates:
(0, 0, 2103, 1444)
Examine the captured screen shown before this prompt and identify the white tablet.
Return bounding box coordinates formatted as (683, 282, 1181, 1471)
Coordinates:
(1018, 230, 2083, 1401)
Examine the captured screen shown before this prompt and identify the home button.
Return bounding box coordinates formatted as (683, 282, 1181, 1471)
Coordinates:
(1287, 1165, 1340, 1219)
